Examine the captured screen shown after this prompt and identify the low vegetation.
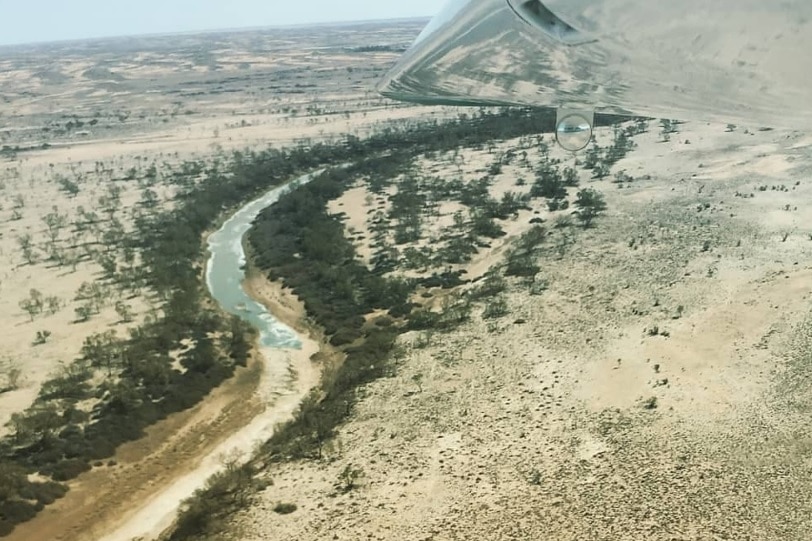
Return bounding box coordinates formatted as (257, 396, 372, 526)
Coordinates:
(169, 109, 640, 539)
(0, 88, 636, 535)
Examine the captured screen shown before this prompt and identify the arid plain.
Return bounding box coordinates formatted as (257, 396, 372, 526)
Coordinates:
(2, 18, 812, 541)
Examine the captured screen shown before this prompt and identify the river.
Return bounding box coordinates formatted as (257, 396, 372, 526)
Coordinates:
(205, 175, 314, 349)
(96, 171, 320, 541)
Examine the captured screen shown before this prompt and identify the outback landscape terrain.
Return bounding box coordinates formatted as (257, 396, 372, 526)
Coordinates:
(236, 122, 812, 541)
(1, 16, 812, 541)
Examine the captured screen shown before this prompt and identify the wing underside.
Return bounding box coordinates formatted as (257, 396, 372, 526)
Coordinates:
(380, 0, 812, 128)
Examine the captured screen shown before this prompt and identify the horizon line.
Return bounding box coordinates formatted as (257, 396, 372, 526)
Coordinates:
(0, 15, 431, 49)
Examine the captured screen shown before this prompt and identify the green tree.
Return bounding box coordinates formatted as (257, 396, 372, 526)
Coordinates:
(33, 330, 52, 345)
(19, 300, 38, 321)
(592, 163, 610, 180)
(140, 187, 159, 208)
(74, 304, 92, 322)
(562, 166, 579, 186)
(43, 208, 68, 243)
(114, 301, 134, 323)
(81, 330, 120, 375)
(17, 234, 37, 265)
(660, 119, 678, 141)
(97, 253, 117, 277)
(58, 176, 80, 197)
(19, 289, 44, 321)
(46, 296, 61, 315)
(574, 188, 607, 228)
(9, 403, 62, 445)
(531, 167, 567, 200)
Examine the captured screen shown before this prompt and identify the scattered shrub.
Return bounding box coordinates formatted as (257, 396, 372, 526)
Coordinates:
(49, 459, 92, 481)
(482, 298, 509, 319)
(641, 396, 658, 410)
(273, 502, 297, 514)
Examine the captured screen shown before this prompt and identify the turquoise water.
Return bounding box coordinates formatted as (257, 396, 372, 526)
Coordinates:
(205, 172, 317, 350)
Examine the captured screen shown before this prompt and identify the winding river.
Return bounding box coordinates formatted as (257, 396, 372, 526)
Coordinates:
(205, 174, 316, 349)
(98, 171, 319, 541)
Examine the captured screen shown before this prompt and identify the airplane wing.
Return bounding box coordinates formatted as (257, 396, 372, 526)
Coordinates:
(379, 0, 812, 129)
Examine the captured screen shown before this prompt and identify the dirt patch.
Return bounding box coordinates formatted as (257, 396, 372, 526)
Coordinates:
(7, 355, 264, 541)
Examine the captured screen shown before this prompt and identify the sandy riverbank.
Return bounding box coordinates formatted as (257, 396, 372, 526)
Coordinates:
(6, 268, 329, 541)
(95, 270, 332, 541)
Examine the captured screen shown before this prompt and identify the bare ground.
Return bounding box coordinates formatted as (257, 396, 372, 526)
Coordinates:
(6, 20, 812, 541)
(6, 272, 327, 541)
(228, 123, 812, 540)
(0, 20, 438, 541)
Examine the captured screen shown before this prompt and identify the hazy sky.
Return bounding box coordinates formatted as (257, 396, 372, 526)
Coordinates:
(0, 0, 440, 46)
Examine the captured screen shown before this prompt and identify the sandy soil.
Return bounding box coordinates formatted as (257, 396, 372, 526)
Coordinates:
(0, 19, 443, 541)
(0, 156, 154, 433)
(227, 122, 812, 540)
(9, 18, 812, 541)
(0, 20, 445, 431)
(6, 354, 266, 541)
(5, 269, 324, 541)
